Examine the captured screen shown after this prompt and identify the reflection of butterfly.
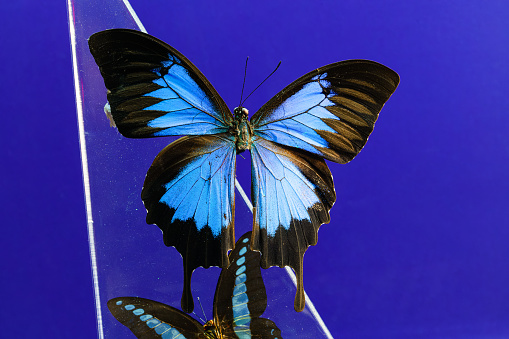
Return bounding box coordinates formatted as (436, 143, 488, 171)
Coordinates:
(89, 29, 399, 312)
(108, 232, 282, 338)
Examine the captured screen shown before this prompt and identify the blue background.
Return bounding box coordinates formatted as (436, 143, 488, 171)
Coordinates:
(1, 1, 509, 338)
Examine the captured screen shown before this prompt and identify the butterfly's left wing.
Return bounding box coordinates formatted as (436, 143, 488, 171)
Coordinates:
(142, 134, 237, 314)
(108, 297, 206, 338)
(213, 232, 283, 338)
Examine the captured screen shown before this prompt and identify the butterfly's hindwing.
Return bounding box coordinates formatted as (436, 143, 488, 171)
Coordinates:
(142, 134, 237, 313)
(214, 232, 283, 338)
(251, 60, 399, 164)
(88, 29, 233, 138)
(107, 297, 206, 338)
(247, 318, 282, 339)
(250, 137, 335, 311)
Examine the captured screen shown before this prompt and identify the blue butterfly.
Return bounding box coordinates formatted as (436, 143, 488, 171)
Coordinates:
(108, 232, 282, 338)
(89, 29, 399, 312)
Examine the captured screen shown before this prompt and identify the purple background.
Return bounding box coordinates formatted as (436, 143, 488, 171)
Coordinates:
(2, 1, 509, 338)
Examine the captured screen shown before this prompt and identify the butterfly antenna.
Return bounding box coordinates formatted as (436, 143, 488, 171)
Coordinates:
(191, 310, 205, 323)
(197, 297, 207, 322)
(241, 60, 282, 106)
(239, 56, 249, 107)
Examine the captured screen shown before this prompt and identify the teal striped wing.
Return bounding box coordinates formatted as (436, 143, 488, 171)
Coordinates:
(107, 297, 206, 338)
(213, 232, 283, 338)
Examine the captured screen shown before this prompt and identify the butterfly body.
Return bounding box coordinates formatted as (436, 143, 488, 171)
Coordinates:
(202, 321, 221, 339)
(89, 29, 399, 312)
(231, 107, 253, 153)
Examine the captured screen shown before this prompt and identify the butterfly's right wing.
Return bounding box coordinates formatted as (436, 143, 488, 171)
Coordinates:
(88, 29, 233, 138)
(108, 297, 206, 338)
(248, 60, 398, 312)
(142, 134, 237, 313)
(213, 232, 283, 338)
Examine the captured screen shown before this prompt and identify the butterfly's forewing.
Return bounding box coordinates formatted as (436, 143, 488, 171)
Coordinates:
(251, 60, 399, 164)
(142, 134, 237, 313)
(88, 29, 233, 138)
(214, 232, 283, 338)
(250, 138, 335, 312)
(107, 297, 206, 338)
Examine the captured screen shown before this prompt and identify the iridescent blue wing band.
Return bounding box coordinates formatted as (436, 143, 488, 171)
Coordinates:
(142, 134, 237, 313)
(88, 29, 233, 138)
(108, 297, 206, 338)
(251, 60, 399, 164)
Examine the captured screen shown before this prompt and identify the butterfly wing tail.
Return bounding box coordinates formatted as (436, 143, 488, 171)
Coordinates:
(254, 224, 307, 312)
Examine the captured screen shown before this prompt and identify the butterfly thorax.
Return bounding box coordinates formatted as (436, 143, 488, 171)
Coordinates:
(232, 107, 253, 153)
(203, 320, 222, 338)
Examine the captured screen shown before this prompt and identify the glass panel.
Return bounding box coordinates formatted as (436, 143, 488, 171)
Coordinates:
(67, 0, 332, 337)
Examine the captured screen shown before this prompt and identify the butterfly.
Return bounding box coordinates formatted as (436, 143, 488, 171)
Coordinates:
(89, 28, 399, 313)
(108, 232, 282, 338)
